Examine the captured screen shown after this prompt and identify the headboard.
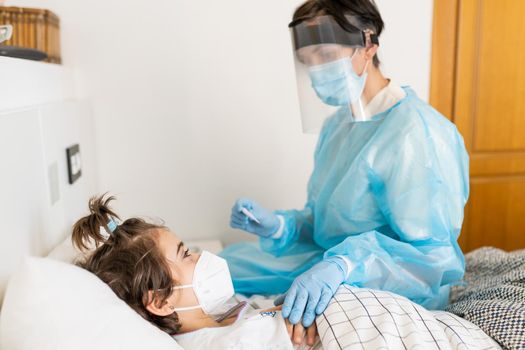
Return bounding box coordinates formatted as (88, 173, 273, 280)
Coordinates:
(0, 100, 98, 305)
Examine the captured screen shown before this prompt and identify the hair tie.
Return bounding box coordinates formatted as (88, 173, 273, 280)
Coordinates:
(107, 219, 118, 234)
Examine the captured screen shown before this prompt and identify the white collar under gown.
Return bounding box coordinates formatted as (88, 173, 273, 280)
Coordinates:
(220, 83, 469, 311)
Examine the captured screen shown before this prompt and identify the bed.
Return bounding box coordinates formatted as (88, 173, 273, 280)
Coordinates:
(0, 243, 523, 349)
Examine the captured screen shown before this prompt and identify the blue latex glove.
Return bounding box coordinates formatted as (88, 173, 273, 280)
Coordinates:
(282, 258, 346, 327)
(230, 198, 280, 238)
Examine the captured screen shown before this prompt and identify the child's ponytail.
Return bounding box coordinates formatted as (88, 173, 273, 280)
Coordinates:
(72, 194, 120, 251)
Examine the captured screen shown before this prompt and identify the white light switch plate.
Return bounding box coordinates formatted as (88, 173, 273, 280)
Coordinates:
(48, 162, 60, 205)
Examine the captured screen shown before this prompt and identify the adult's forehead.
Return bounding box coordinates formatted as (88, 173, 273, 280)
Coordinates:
(296, 44, 357, 64)
(297, 43, 355, 54)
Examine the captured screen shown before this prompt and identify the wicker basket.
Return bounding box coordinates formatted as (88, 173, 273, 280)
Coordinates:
(0, 6, 61, 64)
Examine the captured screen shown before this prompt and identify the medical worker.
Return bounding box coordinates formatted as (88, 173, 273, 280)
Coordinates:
(221, 0, 469, 328)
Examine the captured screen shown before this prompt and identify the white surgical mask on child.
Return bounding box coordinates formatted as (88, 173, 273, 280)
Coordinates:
(171, 250, 234, 315)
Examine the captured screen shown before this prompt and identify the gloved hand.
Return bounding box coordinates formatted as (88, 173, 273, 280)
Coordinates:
(282, 258, 347, 327)
(230, 198, 281, 238)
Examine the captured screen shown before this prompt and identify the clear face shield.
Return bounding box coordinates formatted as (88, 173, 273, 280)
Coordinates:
(289, 16, 379, 133)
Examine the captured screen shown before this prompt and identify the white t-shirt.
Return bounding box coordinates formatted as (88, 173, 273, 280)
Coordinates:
(173, 303, 322, 350)
(364, 80, 406, 117)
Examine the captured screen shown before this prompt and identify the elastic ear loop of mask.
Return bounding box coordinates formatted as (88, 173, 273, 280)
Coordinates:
(348, 48, 370, 121)
(169, 284, 202, 312)
(350, 49, 370, 77)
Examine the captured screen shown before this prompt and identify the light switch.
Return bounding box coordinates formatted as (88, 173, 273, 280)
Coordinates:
(66, 144, 82, 184)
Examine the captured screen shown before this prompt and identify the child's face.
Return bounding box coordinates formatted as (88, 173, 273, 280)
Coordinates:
(156, 229, 201, 311)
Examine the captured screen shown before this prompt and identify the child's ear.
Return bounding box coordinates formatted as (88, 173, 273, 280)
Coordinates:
(145, 290, 174, 316)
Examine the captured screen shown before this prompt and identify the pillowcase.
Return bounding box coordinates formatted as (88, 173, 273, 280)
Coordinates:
(46, 234, 84, 263)
(0, 257, 183, 350)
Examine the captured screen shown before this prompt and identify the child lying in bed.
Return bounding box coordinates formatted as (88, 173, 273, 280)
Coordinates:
(72, 195, 321, 350)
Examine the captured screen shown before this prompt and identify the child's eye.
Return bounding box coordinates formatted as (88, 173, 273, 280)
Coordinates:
(183, 248, 191, 259)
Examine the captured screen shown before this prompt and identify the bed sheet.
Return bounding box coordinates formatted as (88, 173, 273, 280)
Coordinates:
(236, 286, 500, 350)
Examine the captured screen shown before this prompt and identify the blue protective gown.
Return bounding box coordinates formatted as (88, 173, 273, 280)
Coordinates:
(221, 87, 469, 310)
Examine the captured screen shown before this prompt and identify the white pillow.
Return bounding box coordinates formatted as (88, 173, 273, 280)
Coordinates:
(0, 257, 183, 350)
(46, 234, 84, 263)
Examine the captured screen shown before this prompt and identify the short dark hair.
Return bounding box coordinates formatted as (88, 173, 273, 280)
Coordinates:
(292, 0, 384, 67)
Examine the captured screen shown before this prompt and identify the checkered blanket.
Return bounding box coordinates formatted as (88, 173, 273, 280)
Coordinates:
(317, 285, 501, 350)
(446, 247, 525, 350)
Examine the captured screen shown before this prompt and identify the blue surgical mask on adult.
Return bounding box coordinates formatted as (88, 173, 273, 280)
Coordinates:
(308, 53, 368, 106)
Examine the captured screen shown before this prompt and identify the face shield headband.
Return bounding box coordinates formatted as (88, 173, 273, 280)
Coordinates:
(289, 15, 379, 52)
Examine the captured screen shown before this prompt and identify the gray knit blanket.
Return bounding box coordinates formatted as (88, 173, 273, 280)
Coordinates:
(446, 247, 525, 349)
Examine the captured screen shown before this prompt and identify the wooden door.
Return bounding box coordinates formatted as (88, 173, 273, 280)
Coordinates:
(431, 0, 525, 252)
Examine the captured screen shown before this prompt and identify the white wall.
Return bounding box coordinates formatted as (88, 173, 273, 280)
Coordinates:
(5, 0, 434, 245)
(0, 57, 99, 303)
(376, 0, 434, 100)
(0, 99, 98, 303)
